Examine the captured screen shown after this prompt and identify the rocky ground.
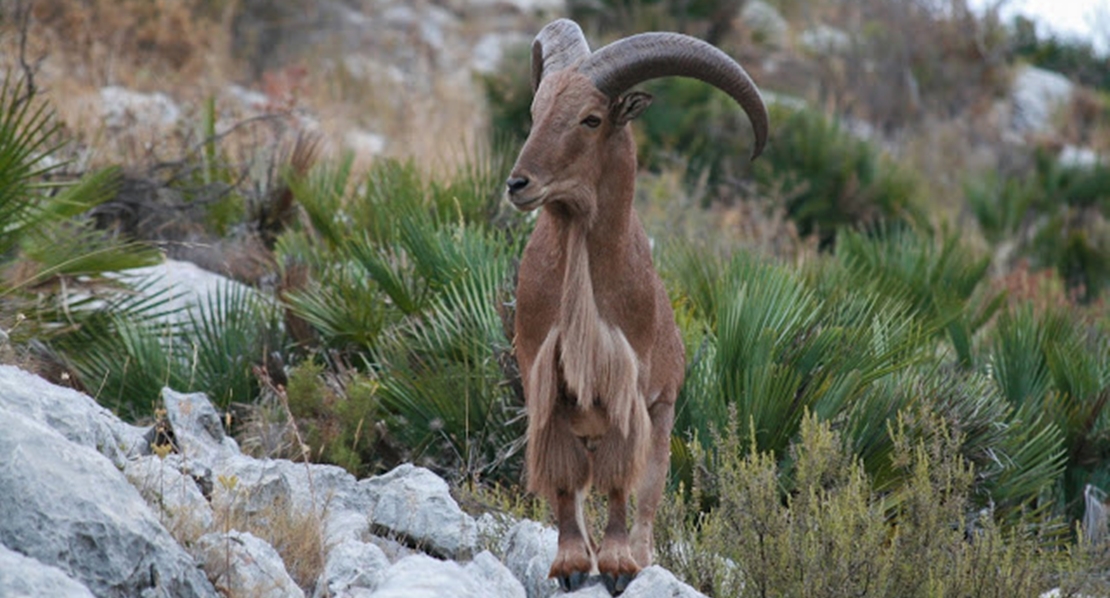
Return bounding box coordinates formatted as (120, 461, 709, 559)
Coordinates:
(0, 362, 704, 598)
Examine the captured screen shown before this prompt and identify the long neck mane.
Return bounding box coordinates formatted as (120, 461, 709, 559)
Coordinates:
(554, 217, 641, 437)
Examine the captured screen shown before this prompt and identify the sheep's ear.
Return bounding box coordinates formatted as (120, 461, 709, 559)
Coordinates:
(610, 91, 653, 126)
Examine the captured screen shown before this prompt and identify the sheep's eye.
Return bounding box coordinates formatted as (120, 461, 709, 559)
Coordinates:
(581, 115, 602, 129)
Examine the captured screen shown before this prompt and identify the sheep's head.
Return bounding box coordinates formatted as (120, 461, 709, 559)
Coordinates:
(506, 18, 769, 216)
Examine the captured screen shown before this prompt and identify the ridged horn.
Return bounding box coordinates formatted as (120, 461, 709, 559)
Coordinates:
(579, 32, 769, 159)
(530, 19, 591, 93)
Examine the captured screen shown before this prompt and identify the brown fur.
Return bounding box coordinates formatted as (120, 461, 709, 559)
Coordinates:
(508, 67, 685, 579)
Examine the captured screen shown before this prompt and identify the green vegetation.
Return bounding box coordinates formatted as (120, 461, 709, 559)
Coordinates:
(655, 411, 1107, 596)
(967, 151, 1110, 302)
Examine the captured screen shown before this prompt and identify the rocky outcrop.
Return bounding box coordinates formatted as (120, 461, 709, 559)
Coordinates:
(1009, 64, 1075, 136)
(0, 365, 706, 598)
(0, 401, 218, 597)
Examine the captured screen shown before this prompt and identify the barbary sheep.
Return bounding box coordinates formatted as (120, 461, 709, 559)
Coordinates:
(506, 18, 768, 595)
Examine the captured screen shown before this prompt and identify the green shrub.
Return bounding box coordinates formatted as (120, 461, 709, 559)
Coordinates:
(835, 226, 1004, 367)
(284, 361, 381, 476)
(55, 279, 284, 416)
(1012, 16, 1110, 92)
(656, 410, 1091, 597)
(986, 303, 1110, 523)
(663, 240, 1069, 525)
(754, 105, 924, 249)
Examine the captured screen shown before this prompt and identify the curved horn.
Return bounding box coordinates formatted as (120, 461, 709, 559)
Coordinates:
(579, 32, 769, 159)
(531, 19, 591, 93)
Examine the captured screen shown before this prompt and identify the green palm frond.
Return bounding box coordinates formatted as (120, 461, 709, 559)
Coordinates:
(287, 153, 356, 248)
(681, 252, 934, 462)
(48, 278, 185, 414)
(17, 220, 160, 284)
(186, 280, 283, 409)
(282, 267, 389, 351)
(373, 222, 523, 480)
(430, 138, 516, 227)
(837, 226, 1002, 366)
(347, 235, 428, 316)
(0, 74, 64, 257)
(989, 305, 1063, 409)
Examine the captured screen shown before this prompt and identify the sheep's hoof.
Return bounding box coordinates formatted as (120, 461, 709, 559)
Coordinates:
(557, 571, 589, 593)
(601, 572, 635, 596)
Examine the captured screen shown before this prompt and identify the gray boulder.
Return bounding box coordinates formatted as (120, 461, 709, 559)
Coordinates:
(312, 539, 391, 598)
(0, 546, 95, 598)
(195, 531, 304, 598)
(360, 464, 478, 560)
(100, 86, 181, 130)
(0, 404, 217, 598)
(1010, 65, 1075, 135)
(116, 259, 263, 329)
(0, 364, 146, 467)
(161, 386, 241, 465)
(0, 366, 710, 598)
(124, 454, 215, 544)
(368, 553, 484, 598)
(466, 550, 528, 598)
(501, 519, 560, 598)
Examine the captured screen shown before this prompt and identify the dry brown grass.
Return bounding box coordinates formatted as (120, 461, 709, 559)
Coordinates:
(0, 0, 489, 176)
(213, 493, 329, 591)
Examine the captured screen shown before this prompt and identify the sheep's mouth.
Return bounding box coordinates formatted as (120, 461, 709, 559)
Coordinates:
(509, 191, 547, 211)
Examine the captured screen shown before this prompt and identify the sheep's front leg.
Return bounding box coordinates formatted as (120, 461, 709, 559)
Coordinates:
(597, 487, 639, 595)
(549, 486, 595, 592)
(629, 400, 675, 568)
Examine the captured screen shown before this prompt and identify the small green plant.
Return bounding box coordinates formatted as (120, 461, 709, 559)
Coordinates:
(284, 361, 381, 476)
(55, 279, 284, 416)
(835, 226, 1004, 367)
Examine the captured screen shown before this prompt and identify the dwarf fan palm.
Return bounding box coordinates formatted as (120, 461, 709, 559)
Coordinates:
(0, 74, 166, 398)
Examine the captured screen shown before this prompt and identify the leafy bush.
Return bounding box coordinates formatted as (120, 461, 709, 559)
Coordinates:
(753, 105, 924, 248)
(985, 304, 1110, 523)
(283, 361, 381, 476)
(54, 279, 284, 416)
(835, 226, 1003, 366)
(655, 410, 1099, 597)
(0, 73, 174, 408)
(662, 233, 1071, 525)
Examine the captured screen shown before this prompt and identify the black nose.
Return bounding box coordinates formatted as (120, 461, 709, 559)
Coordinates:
(506, 176, 529, 193)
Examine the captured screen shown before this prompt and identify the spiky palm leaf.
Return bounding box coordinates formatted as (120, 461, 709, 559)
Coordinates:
(0, 75, 63, 258)
(836, 226, 1003, 367)
(988, 304, 1110, 522)
(373, 222, 524, 481)
(48, 279, 185, 414)
(678, 252, 930, 460)
(187, 280, 284, 408)
(56, 276, 282, 416)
